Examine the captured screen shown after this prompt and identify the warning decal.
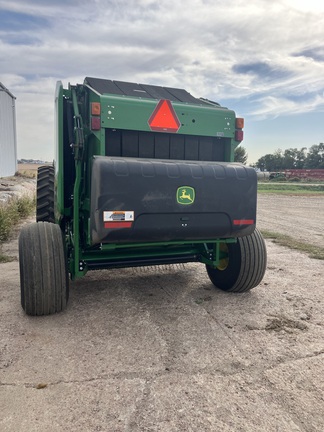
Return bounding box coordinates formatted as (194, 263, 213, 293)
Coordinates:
(148, 99, 181, 133)
(103, 211, 134, 222)
(103, 211, 134, 229)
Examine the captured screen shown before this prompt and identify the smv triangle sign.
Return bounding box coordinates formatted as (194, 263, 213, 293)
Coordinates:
(148, 99, 181, 133)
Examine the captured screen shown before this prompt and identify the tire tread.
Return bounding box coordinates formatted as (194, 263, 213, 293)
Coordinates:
(19, 222, 68, 315)
(206, 228, 267, 293)
(36, 166, 55, 223)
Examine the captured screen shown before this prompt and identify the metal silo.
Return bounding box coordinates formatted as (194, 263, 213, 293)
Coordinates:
(0, 83, 17, 177)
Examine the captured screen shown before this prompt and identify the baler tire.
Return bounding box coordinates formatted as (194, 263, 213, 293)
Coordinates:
(206, 228, 267, 293)
(36, 165, 55, 223)
(19, 222, 69, 316)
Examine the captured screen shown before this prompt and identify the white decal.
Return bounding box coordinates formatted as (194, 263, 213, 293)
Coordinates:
(103, 211, 134, 222)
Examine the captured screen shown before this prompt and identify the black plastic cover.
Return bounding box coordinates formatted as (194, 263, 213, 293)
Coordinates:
(84, 76, 215, 106)
(90, 157, 257, 245)
(105, 129, 227, 161)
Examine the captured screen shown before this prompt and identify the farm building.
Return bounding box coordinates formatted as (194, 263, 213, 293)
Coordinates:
(0, 83, 17, 177)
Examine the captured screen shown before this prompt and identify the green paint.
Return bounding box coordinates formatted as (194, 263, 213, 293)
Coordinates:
(100, 94, 236, 138)
(54, 81, 65, 221)
(54, 77, 244, 279)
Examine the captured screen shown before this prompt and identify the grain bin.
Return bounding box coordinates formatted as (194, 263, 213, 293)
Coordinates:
(0, 83, 17, 177)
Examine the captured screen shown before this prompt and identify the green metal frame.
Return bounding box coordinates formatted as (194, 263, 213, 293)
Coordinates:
(99, 94, 236, 138)
(71, 238, 237, 279)
(55, 81, 242, 280)
(54, 81, 65, 221)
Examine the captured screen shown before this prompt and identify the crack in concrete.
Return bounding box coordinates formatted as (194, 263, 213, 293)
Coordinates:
(0, 349, 318, 389)
(1, 351, 323, 391)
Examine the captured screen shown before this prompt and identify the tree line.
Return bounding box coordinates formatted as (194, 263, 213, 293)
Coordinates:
(235, 143, 324, 171)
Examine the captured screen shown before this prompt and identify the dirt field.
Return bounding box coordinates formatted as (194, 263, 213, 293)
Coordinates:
(0, 194, 324, 431)
(257, 194, 324, 248)
(17, 163, 45, 174)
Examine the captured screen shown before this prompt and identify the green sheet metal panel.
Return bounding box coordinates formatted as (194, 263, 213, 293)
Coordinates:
(99, 94, 236, 138)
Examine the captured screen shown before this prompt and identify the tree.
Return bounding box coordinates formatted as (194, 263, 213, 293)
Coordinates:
(255, 149, 284, 171)
(282, 147, 307, 169)
(304, 143, 324, 169)
(295, 147, 307, 168)
(254, 144, 324, 171)
(234, 146, 248, 164)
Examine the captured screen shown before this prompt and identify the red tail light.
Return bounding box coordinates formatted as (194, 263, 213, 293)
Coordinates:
(91, 117, 101, 130)
(235, 117, 244, 141)
(235, 130, 244, 141)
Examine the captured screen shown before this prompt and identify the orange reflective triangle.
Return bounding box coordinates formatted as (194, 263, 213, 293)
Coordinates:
(148, 100, 181, 133)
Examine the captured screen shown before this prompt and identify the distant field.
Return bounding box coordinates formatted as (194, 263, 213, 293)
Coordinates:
(17, 163, 50, 177)
(258, 182, 324, 194)
(18, 163, 47, 172)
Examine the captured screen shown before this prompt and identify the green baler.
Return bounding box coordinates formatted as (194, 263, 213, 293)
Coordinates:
(19, 77, 267, 315)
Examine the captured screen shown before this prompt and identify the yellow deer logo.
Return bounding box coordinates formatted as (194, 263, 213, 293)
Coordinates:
(177, 186, 195, 205)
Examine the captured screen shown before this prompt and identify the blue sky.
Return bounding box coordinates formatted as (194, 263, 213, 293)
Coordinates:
(0, 0, 324, 163)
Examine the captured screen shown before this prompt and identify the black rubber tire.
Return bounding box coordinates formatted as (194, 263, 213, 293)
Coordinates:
(206, 228, 267, 293)
(19, 222, 69, 315)
(36, 165, 55, 223)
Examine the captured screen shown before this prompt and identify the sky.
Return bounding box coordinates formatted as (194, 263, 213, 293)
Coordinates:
(0, 0, 324, 164)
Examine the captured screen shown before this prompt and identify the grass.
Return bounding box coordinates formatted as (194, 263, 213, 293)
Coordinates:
(261, 230, 324, 260)
(0, 195, 35, 262)
(258, 182, 324, 194)
(0, 254, 15, 263)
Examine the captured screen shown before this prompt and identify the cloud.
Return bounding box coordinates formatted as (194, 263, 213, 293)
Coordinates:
(293, 46, 324, 62)
(0, 0, 324, 159)
(232, 62, 293, 82)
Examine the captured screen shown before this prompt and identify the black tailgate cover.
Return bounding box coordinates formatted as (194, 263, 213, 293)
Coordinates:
(90, 157, 257, 244)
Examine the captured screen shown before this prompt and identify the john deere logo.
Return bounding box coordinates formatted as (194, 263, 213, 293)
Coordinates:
(177, 186, 195, 205)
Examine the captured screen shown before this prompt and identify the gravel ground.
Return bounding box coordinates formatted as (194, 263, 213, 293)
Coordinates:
(0, 192, 323, 431)
(257, 194, 324, 248)
(0, 176, 35, 203)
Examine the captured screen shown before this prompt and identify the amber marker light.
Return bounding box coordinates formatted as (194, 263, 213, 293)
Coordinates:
(91, 102, 101, 115)
(235, 118, 244, 129)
